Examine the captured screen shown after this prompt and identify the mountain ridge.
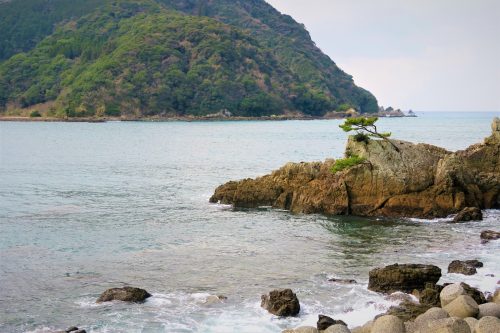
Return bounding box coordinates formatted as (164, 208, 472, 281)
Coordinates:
(0, 0, 379, 118)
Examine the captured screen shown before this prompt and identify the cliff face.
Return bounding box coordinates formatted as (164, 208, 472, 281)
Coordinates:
(210, 118, 500, 218)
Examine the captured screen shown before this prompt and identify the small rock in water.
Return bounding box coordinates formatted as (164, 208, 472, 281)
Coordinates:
(328, 278, 357, 284)
(96, 287, 151, 303)
(317, 314, 347, 330)
(481, 230, 500, 243)
(261, 288, 300, 317)
(65, 327, 79, 332)
(453, 207, 483, 222)
(448, 260, 480, 275)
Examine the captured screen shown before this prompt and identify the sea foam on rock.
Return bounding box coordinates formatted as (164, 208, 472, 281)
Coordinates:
(211, 118, 500, 219)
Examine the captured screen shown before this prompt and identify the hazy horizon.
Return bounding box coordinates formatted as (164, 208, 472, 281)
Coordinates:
(267, 0, 500, 112)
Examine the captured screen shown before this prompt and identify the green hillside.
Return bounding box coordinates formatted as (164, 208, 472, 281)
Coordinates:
(0, 0, 378, 118)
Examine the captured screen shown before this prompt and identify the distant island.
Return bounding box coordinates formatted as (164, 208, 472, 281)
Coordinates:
(0, 0, 379, 120)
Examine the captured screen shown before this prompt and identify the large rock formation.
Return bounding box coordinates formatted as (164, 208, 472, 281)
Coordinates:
(368, 264, 441, 294)
(210, 118, 500, 218)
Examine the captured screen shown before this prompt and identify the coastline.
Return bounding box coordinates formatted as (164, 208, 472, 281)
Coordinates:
(0, 113, 416, 123)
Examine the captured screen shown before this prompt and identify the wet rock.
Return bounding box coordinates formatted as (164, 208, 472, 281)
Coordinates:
(419, 286, 442, 307)
(475, 316, 500, 333)
(368, 263, 441, 293)
(481, 230, 500, 243)
(261, 289, 300, 317)
(443, 295, 479, 318)
(463, 317, 478, 332)
(448, 260, 481, 275)
(440, 283, 466, 307)
(385, 299, 431, 322)
(478, 302, 500, 318)
(324, 324, 351, 333)
(461, 282, 487, 305)
(453, 207, 483, 222)
(371, 315, 404, 333)
(328, 278, 357, 284)
(96, 287, 151, 303)
(66, 327, 79, 333)
(317, 314, 347, 330)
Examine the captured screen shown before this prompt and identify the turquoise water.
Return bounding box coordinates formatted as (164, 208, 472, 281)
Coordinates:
(0, 112, 499, 332)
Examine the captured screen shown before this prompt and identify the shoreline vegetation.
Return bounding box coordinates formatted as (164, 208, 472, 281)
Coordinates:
(0, 111, 417, 123)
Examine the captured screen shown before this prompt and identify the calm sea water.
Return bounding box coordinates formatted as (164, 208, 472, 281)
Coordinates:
(0, 112, 499, 333)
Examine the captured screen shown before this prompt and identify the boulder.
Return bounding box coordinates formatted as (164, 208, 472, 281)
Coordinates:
(350, 320, 373, 333)
(261, 289, 300, 317)
(440, 283, 466, 307)
(453, 207, 483, 222)
(448, 260, 481, 275)
(96, 287, 151, 303)
(493, 289, 500, 304)
(371, 315, 405, 333)
(368, 264, 441, 293)
(421, 317, 471, 333)
(475, 316, 500, 333)
(419, 286, 442, 307)
(317, 315, 347, 330)
(414, 307, 450, 327)
(463, 317, 478, 332)
(443, 295, 479, 318)
(324, 325, 351, 333)
(478, 302, 500, 318)
(211, 118, 500, 219)
(328, 278, 357, 284)
(481, 230, 500, 243)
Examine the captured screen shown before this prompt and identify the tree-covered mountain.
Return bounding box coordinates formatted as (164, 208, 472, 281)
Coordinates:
(0, 0, 378, 118)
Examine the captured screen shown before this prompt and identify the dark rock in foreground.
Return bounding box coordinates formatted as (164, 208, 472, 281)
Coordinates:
(368, 264, 441, 294)
(210, 118, 500, 218)
(481, 230, 500, 243)
(385, 299, 431, 322)
(96, 287, 151, 303)
(453, 207, 483, 222)
(448, 260, 483, 275)
(317, 314, 347, 330)
(261, 289, 300, 317)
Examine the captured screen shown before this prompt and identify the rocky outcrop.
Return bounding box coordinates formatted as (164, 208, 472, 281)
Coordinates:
(96, 287, 151, 303)
(368, 264, 441, 294)
(210, 118, 500, 218)
(261, 289, 300, 317)
(448, 260, 483, 275)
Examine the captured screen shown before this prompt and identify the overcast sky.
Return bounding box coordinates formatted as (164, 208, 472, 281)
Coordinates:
(266, 0, 500, 111)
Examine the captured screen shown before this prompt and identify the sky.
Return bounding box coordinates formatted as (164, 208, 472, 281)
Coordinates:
(266, 0, 500, 111)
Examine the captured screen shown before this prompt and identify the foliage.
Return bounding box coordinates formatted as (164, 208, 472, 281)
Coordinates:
(340, 117, 399, 151)
(353, 132, 370, 144)
(29, 110, 41, 117)
(331, 155, 366, 173)
(0, 0, 380, 117)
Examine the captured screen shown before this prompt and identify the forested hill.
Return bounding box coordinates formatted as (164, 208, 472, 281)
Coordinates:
(0, 0, 379, 118)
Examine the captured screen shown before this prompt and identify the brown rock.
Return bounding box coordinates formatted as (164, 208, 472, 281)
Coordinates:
(317, 315, 347, 330)
(448, 260, 480, 275)
(368, 263, 441, 293)
(443, 295, 479, 318)
(96, 287, 151, 303)
(385, 299, 431, 322)
(481, 230, 500, 243)
(453, 207, 483, 222)
(211, 118, 500, 219)
(261, 289, 300, 317)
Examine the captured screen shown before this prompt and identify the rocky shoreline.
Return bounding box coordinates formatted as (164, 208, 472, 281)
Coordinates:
(210, 118, 500, 219)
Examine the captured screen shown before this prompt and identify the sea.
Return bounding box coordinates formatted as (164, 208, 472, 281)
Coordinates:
(0, 111, 499, 333)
